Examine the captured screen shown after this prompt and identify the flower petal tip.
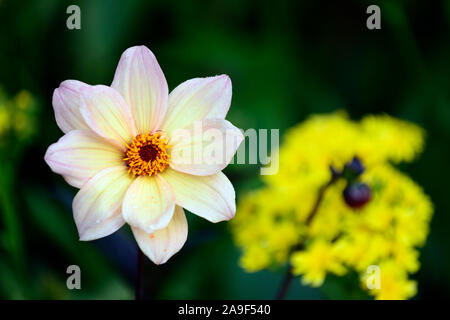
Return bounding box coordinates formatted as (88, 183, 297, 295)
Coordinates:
(152, 257, 168, 265)
(226, 211, 236, 221)
(218, 74, 231, 83)
(78, 235, 90, 242)
(52, 80, 91, 133)
(212, 74, 232, 93)
(132, 207, 188, 265)
(213, 210, 235, 223)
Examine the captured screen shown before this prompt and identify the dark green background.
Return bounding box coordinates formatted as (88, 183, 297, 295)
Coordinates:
(0, 0, 449, 299)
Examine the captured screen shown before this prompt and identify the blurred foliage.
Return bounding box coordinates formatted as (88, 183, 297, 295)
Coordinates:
(0, 0, 449, 299)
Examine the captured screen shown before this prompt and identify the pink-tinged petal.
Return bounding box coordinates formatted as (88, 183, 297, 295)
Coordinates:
(169, 119, 244, 176)
(44, 130, 124, 188)
(122, 175, 175, 233)
(161, 75, 232, 135)
(80, 85, 137, 147)
(52, 80, 90, 133)
(162, 169, 236, 222)
(72, 166, 133, 241)
(131, 206, 187, 264)
(111, 46, 168, 134)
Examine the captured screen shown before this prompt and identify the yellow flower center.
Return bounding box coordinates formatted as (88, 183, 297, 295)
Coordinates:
(124, 131, 170, 177)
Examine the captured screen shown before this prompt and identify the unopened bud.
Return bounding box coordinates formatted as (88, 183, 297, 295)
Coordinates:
(342, 156, 365, 182)
(343, 182, 371, 208)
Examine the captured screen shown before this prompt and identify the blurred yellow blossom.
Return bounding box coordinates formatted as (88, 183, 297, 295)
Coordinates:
(231, 112, 432, 299)
(0, 106, 9, 135)
(362, 260, 417, 300)
(0, 88, 36, 144)
(291, 240, 346, 287)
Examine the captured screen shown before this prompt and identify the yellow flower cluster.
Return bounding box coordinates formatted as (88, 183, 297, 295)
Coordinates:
(231, 112, 433, 299)
(0, 89, 36, 144)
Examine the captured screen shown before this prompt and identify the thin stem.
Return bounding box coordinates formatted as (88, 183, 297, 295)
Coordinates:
(275, 264, 294, 299)
(275, 176, 337, 300)
(135, 247, 144, 300)
(305, 177, 337, 225)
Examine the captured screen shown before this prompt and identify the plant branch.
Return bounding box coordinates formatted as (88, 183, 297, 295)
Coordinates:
(305, 177, 337, 225)
(275, 176, 337, 300)
(275, 262, 294, 299)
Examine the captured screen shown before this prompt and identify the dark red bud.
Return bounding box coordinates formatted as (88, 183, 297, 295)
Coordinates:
(343, 182, 371, 208)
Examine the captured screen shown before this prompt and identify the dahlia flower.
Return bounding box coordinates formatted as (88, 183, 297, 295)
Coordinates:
(45, 45, 243, 264)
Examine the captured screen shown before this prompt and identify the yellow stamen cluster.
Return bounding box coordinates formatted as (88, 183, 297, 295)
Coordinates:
(124, 131, 170, 177)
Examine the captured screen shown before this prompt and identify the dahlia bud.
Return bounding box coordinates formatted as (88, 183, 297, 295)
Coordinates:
(343, 182, 372, 208)
(342, 156, 365, 182)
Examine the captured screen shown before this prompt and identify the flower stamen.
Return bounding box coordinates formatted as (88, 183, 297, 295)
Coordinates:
(124, 131, 170, 177)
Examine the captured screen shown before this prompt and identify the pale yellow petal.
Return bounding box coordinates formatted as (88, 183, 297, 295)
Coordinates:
(162, 169, 235, 222)
(122, 175, 175, 233)
(72, 166, 133, 240)
(132, 206, 188, 264)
